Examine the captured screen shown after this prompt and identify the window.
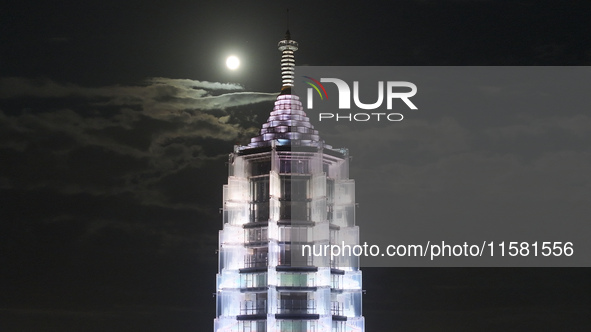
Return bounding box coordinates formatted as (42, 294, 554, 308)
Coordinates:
(250, 160, 271, 176)
(278, 272, 314, 287)
(279, 226, 307, 243)
(277, 292, 316, 314)
(241, 293, 267, 315)
(239, 320, 265, 332)
(279, 176, 310, 201)
(278, 243, 291, 266)
(279, 201, 309, 221)
(332, 320, 344, 332)
(241, 272, 267, 288)
(250, 202, 269, 223)
(331, 274, 343, 289)
(250, 177, 269, 202)
(246, 227, 268, 244)
(279, 159, 309, 174)
(245, 248, 268, 268)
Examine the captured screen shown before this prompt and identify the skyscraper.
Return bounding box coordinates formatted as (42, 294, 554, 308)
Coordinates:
(214, 31, 365, 332)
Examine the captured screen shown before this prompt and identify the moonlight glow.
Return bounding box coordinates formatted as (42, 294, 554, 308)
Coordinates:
(226, 56, 240, 70)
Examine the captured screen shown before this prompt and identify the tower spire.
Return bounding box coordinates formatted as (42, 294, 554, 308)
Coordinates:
(286, 8, 290, 31)
(277, 27, 298, 94)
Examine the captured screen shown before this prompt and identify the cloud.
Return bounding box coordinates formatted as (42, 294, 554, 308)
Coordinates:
(0, 77, 276, 114)
(0, 77, 276, 210)
(146, 77, 244, 91)
(0, 77, 244, 99)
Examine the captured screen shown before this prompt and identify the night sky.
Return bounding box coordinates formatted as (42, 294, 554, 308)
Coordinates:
(2, 1, 590, 331)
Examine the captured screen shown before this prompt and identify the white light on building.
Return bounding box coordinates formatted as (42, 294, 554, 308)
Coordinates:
(214, 30, 365, 332)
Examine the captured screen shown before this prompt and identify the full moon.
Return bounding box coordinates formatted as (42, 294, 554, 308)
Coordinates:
(226, 56, 240, 70)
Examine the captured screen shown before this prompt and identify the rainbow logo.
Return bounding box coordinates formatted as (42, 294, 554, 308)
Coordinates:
(302, 76, 328, 100)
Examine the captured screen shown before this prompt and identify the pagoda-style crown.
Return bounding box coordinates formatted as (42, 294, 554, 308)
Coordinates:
(246, 32, 328, 149)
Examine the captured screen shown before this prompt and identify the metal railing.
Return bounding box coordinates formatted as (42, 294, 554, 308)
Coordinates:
(244, 254, 268, 268)
(331, 301, 343, 316)
(277, 299, 316, 314)
(240, 300, 267, 315)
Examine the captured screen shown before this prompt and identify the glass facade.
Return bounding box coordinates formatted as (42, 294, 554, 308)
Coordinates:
(214, 31, 364, 332)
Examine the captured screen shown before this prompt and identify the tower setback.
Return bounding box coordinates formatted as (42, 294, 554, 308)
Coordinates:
(214, 31, 365, 332)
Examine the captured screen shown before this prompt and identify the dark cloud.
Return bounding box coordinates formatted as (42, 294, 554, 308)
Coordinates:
(0, 77, 275, 207)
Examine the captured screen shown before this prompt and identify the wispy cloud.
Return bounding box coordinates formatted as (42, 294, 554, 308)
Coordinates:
(0, 77, 276, 113)
(0, 77, 275, 209)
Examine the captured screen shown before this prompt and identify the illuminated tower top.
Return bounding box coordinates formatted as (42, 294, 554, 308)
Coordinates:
(215, 29, 364, 332)
(245, 31, 329, 150)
